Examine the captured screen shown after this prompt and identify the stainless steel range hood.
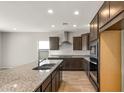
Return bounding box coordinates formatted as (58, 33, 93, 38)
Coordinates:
(60, 31, 71, 46)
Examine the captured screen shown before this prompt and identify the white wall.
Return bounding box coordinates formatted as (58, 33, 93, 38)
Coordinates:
(1, 31, 89, 67)
(1, 32, 49, 67)
(0, 32, 2, 67)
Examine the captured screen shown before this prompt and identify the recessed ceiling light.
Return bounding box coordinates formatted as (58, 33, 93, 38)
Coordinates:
(73, 25, 77, 27)
(48, 9, 53, 14)
(51, 25, 55, 28)
(74, 11, 79, 15)
(13, 28, 17, 30)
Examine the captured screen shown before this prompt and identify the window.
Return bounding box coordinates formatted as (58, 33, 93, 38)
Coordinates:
(39, 41, 49, 50)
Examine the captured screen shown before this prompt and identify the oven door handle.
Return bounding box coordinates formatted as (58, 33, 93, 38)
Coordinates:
(90, 61, 97, 65)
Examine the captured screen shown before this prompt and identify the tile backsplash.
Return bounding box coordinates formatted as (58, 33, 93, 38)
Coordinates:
(49, 50, 90, 56)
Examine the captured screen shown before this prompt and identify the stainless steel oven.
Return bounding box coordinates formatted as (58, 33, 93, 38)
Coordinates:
(89, 57, 98, 85)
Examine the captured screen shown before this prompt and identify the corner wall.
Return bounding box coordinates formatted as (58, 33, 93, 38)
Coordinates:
(0, 32, 2, 67)
(122, 30, 124, 91)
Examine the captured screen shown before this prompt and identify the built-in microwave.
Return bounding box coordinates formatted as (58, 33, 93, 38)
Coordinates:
(90, 40, 98, 58)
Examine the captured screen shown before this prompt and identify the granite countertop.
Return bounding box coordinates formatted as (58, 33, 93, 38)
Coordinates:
(0, 60, 63, 92)
(48, 55, 90, 62)
(48, 55, 90, 58)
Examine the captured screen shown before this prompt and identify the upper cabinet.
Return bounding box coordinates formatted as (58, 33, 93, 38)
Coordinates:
(73, 37, 82, 50)
(82, 33, 90, 50)
(99, 2, 110, 28)
(90, 15, 98, 41)
(49, 37, 59, 50)
(110, 1, 124, 19)
(98, 1, 124, 30)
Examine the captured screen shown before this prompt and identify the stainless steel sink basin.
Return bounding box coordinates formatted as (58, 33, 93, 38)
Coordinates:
(32, 63, 56, 70)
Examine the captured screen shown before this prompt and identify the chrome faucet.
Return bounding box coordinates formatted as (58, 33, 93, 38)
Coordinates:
(38, 58, 46, 67)
(38, 49, 47, 67)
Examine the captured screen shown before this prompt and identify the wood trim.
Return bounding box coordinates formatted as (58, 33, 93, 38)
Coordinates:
(100, 30, 121, 92)
(99, 11, 124, 32)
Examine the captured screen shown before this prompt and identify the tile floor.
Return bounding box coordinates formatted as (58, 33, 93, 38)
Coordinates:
(58, 71, 96, 92)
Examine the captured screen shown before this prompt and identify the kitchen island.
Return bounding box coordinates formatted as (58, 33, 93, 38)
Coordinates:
(0, 60, 63, 92)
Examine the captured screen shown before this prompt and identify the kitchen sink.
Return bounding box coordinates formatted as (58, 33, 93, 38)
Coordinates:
(32, 63, 56, 70)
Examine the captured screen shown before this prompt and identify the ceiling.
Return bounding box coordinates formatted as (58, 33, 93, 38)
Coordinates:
(0, 1, 103, 32)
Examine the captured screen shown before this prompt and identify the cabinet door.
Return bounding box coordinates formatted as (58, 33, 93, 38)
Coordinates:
(73, 37, 82, 50)
(52, 72, 59, 92)
(49, 37, 59, 50)
(52, 76, 56, 92)
(62, 58, 84, 70)
(56, 71, 59, 91)
(42, 76, 51, 92)
(59, 64, 62, 83)
(44, 83, 52, 92)
(99, 2, 110, 28)
(110, 1, 124, 19)
(69, 59, 83, 70)
(82, 33, 90, 50)
(90, 15, 98, 41)
(62, 59, 70, 70)
(82, 59, 89, 76)
(90, 21, 94, 41)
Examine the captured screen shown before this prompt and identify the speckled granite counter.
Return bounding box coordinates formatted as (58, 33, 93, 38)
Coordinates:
(48, 55, 90, 62)
(48, 55, 90, 58)
(0, 60, 63, 92)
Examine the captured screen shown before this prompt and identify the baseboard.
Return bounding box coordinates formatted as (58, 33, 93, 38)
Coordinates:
(0, 66, 13, 70)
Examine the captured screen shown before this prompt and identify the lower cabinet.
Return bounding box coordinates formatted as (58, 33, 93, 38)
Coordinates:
(52, 76, 56, 92)
(44, 83, 52, 92)
(62, 58, 84, 71)
(52, 70, 60, 92)
(41, 75, 52, 92)
(48, 58, 87, 71)
(82, 59, 89, 76)
(35, 63, 62, 92)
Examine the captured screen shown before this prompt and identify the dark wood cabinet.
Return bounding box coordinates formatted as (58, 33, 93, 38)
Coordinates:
(44, 83, 52, 92)
(48, 58, 85, 71)
(42, 75, 52, 92)
(99, 2, 110, 28)
(51, 67, 61, 92)
(35, 63, 62, 92)
(52, 75, 56, 92)
(49, 37, 59, 50)
(82, 59, 89, 76)
(62, 59, 70, 70)
(110, 1, 124, 19)
(82, 33, 90, 50)
(90, 15, 98, 41)
(73, 37, 82, 50)
(98, 1, 124, 31)
(62, 58, 84, 71)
